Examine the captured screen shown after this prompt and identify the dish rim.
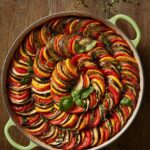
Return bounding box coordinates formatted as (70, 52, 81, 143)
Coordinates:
(1, 11, 144, 150)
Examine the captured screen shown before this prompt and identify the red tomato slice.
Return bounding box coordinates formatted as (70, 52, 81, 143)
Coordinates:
(32, 83, 50, 92)
(76, 130, 92, 150)
(69, 105, 84, 113)
(103, 127, 109, 142)
(112, 112, 121, 133)
(33, 94, 53, 104)
(78, 20, 96, 34)
(108, 85, 120, 105)
(49, 113, 69, 125)
(71, 54, 90, 66)
(26, 36, 36, 54)
(31, 122, 49, 136)
(89, 91, 97, 109)
(114, 52, 129, 58)
(27, 114, 40, 125)
(102, 68, 119, 79)
(42, 109, 57, 118)
(89, 107, 101, 127)
(9, 90, 30, 101)
(12, 102, 33, 112)
(62, 132, 76, 149)
(39, 47, 46, 65)
(68, 35, 81, 55)
(14, 66, 28, 74)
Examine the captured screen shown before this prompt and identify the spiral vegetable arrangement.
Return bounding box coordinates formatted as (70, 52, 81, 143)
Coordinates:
(7, 16, 140, 149)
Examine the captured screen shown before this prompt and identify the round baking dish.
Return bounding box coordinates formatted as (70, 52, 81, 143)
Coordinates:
(1, 11, 144, 150)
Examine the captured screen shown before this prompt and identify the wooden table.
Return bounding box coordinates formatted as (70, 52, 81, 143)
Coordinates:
(0, 0, 150, 149)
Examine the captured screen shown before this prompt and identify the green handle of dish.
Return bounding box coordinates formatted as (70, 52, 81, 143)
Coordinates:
(4, 118, 37, 150)
(109, 14, 141, 47)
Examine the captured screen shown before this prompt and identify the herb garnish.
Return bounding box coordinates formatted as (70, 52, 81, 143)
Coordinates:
(101, 33, 111, 50)
(20, 60, 33, 84)
(120, 97, 134, 106)
(75, 40, 97, 53)
(76, 0, 140, 14)
(20, 75, 32, 84)
(74, 43, 85, 53)
(59, 86, 94, 112)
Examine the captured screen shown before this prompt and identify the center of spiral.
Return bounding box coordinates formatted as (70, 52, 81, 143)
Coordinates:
(51, 55, 105, 113)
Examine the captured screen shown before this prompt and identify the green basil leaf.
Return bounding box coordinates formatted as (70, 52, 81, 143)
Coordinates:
(20, 75, 31, 84)
(28, 68, 34, 74)
(22, 117, 27, 125)
(27, 60, 33, 67)
(92, 53, 97, 60)
(81, 86, 94, 99)
(120, 97, 133, 106)
(71, 90, 82, 98)
(85, 40, 97, 51)
(43, 93, 50, 97)
(75, 98, 85, 107)
(74, 43, 82, 50)
(101, 34, 111, 49)
(77, 49, 86, 53)
(59, 96, 74, 112)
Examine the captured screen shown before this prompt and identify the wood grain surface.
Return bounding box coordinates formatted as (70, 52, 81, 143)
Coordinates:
(0, 0, 150, 150)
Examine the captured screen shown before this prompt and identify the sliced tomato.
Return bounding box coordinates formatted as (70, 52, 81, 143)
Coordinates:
(103, 126, 109, 142)
(33, 94, 53, 104)
(55, 63, 70, 81)
(92, 32, 100, 39)
(62, 114, 78, 128)
(69, 105, 84, 113)
(53, 35, 60, 54)
(82, 66, 98, 74)
(25, 36, 36, 54)
(49, 113, 69, 125)
(65, 19, 80, 34)
(14, 66, 28, 74)
(112, 112, 121, 133)
(45, 127, 59, 143)
(42, 107, 56, 117)
(52, 73, 68, 89)
(78, 112, 91, 130)
(89, 91, 97, 109)
(114, 51, 129, 58)
(120, 106, 130, 121)
(51, 90, 62, 101)
(102, 68, 119, 79)
(108, 85, 120, 105)
(17, 114, 40, 126)
(56, 35, 65, 56)
(39, 47, 46, 65)
(71, 54, 90, 66)
(62, 132, 76, 149)
(29, 122, 49, 136)
(12, 102, 33, 112)
(33, 61, 50, 78)
(89, 107, 101, 127)
(27, 114, 40, 125)
(76, 130, 92, 150)
(83, 74, 90, 88)
(9, 90, 30, 101)
(78, 20, 96, 34)
(121, 63, 139, 75)
(38, 29, 45, 46)
(68, 35, 81, 55)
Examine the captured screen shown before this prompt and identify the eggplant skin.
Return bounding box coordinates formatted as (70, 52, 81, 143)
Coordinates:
(7, 16, 140, 149)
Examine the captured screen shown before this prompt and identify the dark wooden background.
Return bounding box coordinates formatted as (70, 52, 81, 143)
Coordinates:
(0, 0, 150, 150)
